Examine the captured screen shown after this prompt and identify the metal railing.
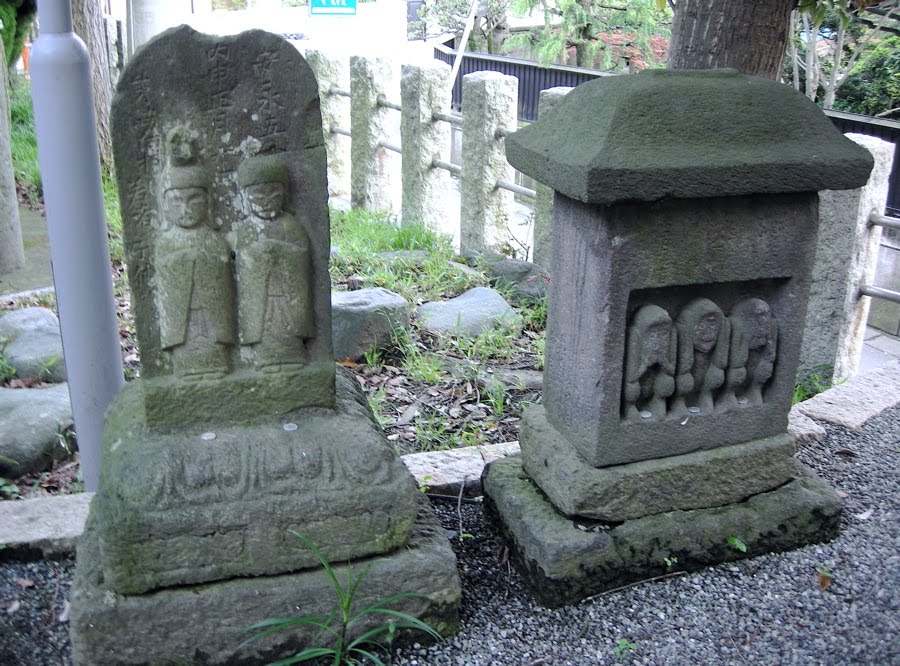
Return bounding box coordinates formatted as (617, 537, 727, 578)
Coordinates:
(861, 211, 900, 304)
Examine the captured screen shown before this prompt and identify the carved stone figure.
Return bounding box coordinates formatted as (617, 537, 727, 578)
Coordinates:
(155, 129, 235, 380)
(237, 154, 314, 369)
(719, 298, 778, 409)
(671, 298, 729, 416)
(622, 304, 676, 421)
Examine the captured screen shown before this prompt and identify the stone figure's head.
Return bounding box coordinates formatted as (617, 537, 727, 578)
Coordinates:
(678, 298, 723, 354)
(632, 304, 673, 367)
(164, 165, 209, 230)
(163, 126, 209, 230)
(732, 298, 773, 350)
(238, 154, 289, 221)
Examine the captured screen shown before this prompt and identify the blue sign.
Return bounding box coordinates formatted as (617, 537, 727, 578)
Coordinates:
(310, 0, 357, 15)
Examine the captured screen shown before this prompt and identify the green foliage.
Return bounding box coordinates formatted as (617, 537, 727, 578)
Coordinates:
(241, 531, 441, 665)
(504, 0, 670, 69)
(793, 366, 833, 404)
(0, 351, 15, 383)
(834, 36, 900, 117)
(8, 75, 40, 196)
(612, 638, 637, 660)
(726, 536, 747, 553)
(413, 0, 510, 53)
(663, 555, 678, 568)
(0, 0, 36, 69)
(103, 174, 125, 264)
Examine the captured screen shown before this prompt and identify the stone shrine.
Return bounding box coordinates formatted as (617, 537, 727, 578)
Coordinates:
(483, 69, 874, 606)
(69, 27, 459, 664)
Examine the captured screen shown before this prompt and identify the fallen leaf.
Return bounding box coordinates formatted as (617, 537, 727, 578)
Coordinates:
(337, 359, 358, 368)
(14, 578, 35, 589)
(836, 490, 850, 499)
(5, 600, 20, 614)
(833, 448, 857, 458)
(854, 508, 874, 520)
(817, 571, 833, 591)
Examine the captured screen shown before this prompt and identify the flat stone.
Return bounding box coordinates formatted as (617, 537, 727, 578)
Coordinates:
(0, 307, 59, 338)
(487, 258, 550, 304)
(71, 498, 461, 666)
(404, 441, 520, 497)
(93, 371, 418, 595)
(0, 384, 72, 477)
(480, 367, 543, 392)
(506, 69, 874, 205)
(797, 360, 900, 429)
(332, 287, 410, 361)
(483, 456, 842, 608)
(4, 331, 66, 382)
(788, 406, 827, 445)
(520, 405, 798, 521)
(416, 287, 522, 337)
(0, 492, 93, 559)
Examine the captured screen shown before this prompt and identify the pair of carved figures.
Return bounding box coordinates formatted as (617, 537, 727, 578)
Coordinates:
(155, 131, 313, 380)
(622, 297, 778, 421)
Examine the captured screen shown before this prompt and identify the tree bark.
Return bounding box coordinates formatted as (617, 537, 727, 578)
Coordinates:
(72, 0, 113, 171)
(667, 0, 795, 79)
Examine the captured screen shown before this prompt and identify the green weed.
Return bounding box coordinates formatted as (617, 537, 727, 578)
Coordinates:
(726, 536, 748, 553)
(241, 531, 441, 665)
(612, 638, 637, 660)
(792, 365, 834, 404)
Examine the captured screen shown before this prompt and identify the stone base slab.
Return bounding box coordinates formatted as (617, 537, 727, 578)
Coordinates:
(94, 370, 418, 595)
(142, 362, 336, 429)
(483, 456, 841, 608)
(71, 499, 461, 666)
(520, 405, 799, 521)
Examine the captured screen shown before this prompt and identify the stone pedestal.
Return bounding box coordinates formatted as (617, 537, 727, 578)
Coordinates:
(485, 69, 874, 605)
(70, 27, 459, 664)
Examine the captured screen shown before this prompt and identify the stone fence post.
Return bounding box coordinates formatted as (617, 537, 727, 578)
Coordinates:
(460, 71, 517, 253)
(350, 55, 400, 213)
(531, 86, 572, 269)
(0, 34, 24, 275)
(400, 61, 452, 236)
(305, 48, 351, 199)
(800, 133, 895, 383)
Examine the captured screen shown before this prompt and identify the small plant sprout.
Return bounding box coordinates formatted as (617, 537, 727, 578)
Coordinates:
(727, 536, 748, 553)
(816, 565, 835, 591)
(242, 531, 442, 665)
(612, 638, 637, 660)
(418, 474, 432, 493)
(663, 555, 678, 568)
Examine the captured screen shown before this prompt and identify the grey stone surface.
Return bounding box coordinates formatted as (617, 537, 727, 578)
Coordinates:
(788, 406, 827, 445)
(416, 287, 522, 337)
(0, 307, 66, 381)
(350, 54, 399, 212)
(520, 405, 798, 521)
(487, 258, 550, 304)
(0, 384, 72, 477)
(542, 193, 819, 467)
(483, 456, 842, 608)
(797, 359, 900, 429)
(332, 287, 410, 361)
(460, 71, 517, 253)
(480, 367, 543, 391)
(506, 69, 874, 205)
(0, 33, 24, 276)
(92, 370, 419, 595)
(802, 134, 895, 383)
(0, 491, 93, 558)
(401, 61, 452, 235)
(71, 498, 460, 666)
(112, 26, 336, 428)
(404, 440, 520, 497)
(303, 47, 351, 198)
(531, 87, 572, 269)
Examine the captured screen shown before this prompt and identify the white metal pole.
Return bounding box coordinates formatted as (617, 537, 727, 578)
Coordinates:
(30, 0, 125, 492)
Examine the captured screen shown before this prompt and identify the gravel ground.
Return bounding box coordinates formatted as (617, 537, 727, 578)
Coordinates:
(1, 407, 897, 666)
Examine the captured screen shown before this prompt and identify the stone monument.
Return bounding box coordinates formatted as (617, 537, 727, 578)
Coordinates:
(69, 27, 459, 664)
(483, 69, 874, 607)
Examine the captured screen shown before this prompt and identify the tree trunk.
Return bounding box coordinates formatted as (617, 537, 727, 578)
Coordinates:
(72, 0, 113, 172)
(668, 0, 795, 79)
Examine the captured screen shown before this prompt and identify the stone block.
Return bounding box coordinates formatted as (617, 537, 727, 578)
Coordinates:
(788, 406, 827, 445)
(0, 384, 72, 477)
(483, 456, 841, 608)
(416, 287, 522, 337)
(71, 498, 460, 665)
(332, 287, 410, 361)
(519, 405, 798, 521)
(0, 492, 93, 559)
(403, 440, 520, 497)
(93, 371, 418, 595)
(796, 359, 900, 429)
